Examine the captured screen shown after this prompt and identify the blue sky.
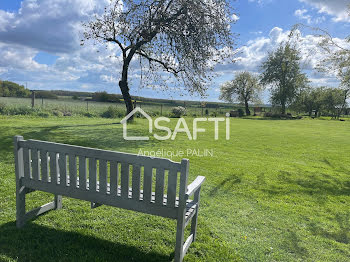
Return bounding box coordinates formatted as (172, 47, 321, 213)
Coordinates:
(0, 0, 349, 102)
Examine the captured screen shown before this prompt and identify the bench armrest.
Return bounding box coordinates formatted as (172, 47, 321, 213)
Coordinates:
(186, 176, 205, 197)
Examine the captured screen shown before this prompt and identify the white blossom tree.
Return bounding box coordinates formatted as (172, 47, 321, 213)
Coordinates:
(83, 0, 236, 117)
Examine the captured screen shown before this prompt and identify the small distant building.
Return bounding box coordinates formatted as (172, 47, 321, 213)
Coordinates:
(253, 107, 266, 116)
(230, 110, 239, 117)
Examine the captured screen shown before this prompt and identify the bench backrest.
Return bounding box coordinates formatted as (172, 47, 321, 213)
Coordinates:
(14, 136, 189, 219)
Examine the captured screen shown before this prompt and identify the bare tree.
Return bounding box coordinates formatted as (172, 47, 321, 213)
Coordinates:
(83, 0, 236, 117)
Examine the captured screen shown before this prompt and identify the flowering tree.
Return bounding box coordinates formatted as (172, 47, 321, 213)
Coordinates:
(83, 0, 236, 117)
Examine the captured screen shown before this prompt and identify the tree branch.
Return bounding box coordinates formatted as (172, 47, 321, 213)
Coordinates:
(136, 50, 182, 74)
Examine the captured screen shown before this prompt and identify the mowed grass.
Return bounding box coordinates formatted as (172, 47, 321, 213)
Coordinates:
(0, 115, 349, 261)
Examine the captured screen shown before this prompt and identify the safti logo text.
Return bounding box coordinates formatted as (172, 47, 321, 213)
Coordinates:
(120, 108, 230, 141)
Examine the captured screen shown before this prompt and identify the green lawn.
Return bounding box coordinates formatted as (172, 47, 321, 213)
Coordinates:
(0, 116, 349, 261)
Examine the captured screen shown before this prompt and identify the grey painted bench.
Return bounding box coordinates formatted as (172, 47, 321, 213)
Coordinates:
(13, 136, 205, 262)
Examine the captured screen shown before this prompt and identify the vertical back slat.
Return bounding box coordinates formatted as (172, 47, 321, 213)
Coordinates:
(79, 156, 87, 190)
(23, 148, 31, 179)
(132, 164, 141, 200)
(99, 159, 107, 194)
(58, 153, 67, 186)
(121, 163, 129, 199)
(89, 158, 97, 192)
(49, 152, 58, 184)
(155, 168, 165, 206)
(167, 169, 178, 208)
(40, 150, 48, 182)
(143, 165, 153, 203)
(178, 160, 189, 207)
(31, 149, 39, 181)
(110, 162, 118, 196)
(69, 154, 77, 188)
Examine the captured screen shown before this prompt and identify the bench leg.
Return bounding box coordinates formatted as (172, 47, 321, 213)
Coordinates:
(54, 195, 63, 210)
(191, 189, 201, 242)
(174, 216, 185, 262)
(16, 186, 26, 228)
(16, 190, 62, 228)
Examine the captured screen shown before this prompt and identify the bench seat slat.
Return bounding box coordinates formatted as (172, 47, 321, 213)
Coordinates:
(21, 177, 180, 219)
(31, 175, 196, 212)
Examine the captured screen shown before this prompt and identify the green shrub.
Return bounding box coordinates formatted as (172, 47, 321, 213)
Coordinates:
(8, 106, 36, 115)
(238, 108, 244, 117)
(171, 106, 186, 118)
(0, 102, 7, 114)
(83, 112, 95, 118)
(37, 112, 50, 118)
(101, 106, 124, 118)
(52, 110, 63, 117)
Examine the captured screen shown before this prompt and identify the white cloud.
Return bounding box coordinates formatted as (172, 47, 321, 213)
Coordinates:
(231, 14, 239, 22)
(0, 42, 47, 71)
(294, 8, 326, 24)
(299, 0, 350, 22)
(248, 0, 273, 6)
(212, 26, 345, 91)
(0, 0, 110, 53)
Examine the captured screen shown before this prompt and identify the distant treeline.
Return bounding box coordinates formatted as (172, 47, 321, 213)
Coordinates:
(0, 80, 236, 109)
(0, 80, 30, 97)
(0, 80, 58, 99)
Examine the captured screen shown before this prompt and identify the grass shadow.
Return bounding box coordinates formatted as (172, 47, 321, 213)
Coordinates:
(0, 120, 162, 164)
(0, 222, 172, 262)
(308, 213, 350, 244)
(260, 168, 350, 198)
(281, 231, 308, 257)
(209, 173, 243, 196)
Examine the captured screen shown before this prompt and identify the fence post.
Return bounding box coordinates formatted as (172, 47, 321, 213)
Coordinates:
(42, 97, 44, 107)
(31, 91, 35, 108)
(87, 101, 89, 112)
(160, 104, 163, 116)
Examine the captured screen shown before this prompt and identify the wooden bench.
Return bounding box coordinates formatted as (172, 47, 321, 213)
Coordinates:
(13, 136, 205, 262)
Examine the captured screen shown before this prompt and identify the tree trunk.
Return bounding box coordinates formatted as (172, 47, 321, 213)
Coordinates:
(244, 100, 250, 116)
(119, 80, 133, 115)
(119, 61, 134, 120)
(281, 103, 286, 115)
